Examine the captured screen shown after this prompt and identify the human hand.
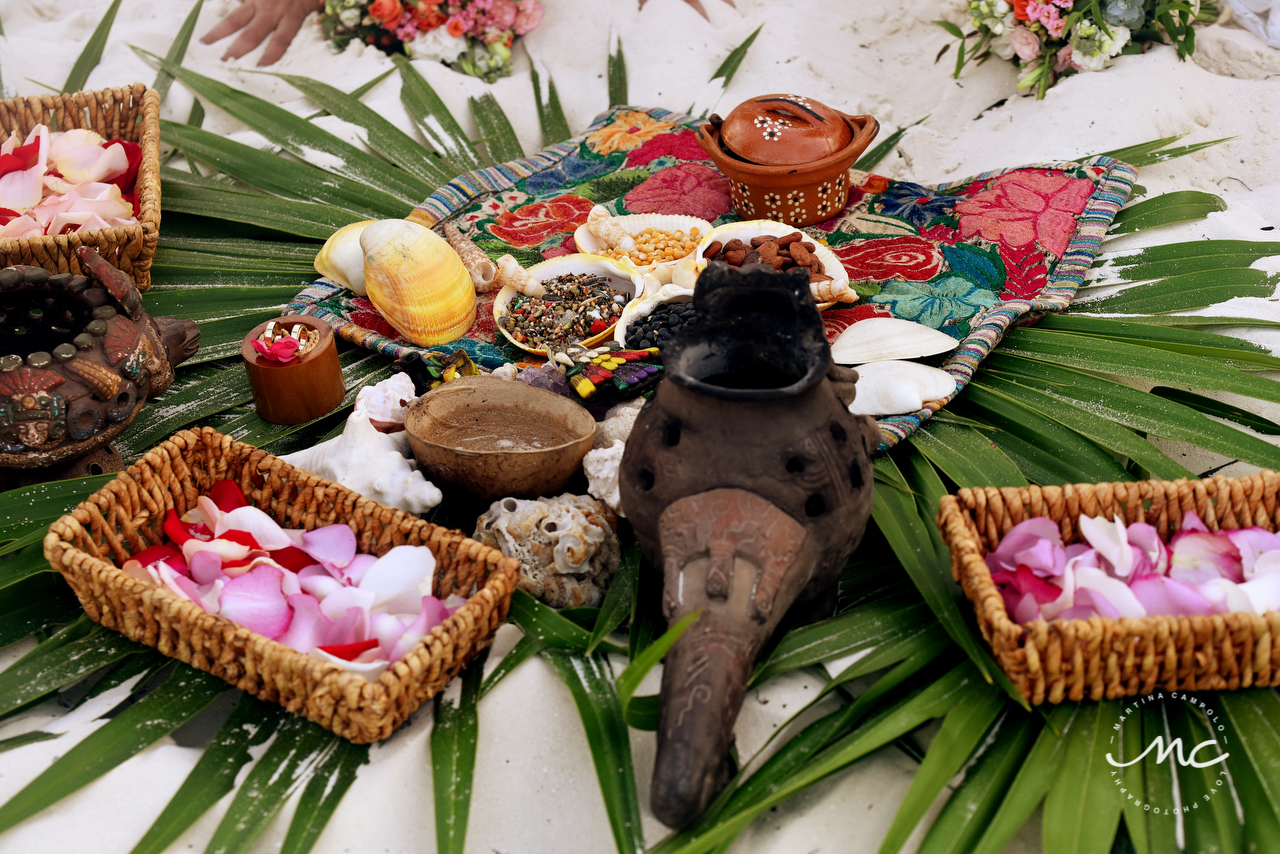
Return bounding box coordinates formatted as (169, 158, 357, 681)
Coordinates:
(201, 0, 325, 66)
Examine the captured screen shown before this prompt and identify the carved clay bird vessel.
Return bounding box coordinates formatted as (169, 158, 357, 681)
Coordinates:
(0, 247, 199, 469)
(619, 261, 879, 829)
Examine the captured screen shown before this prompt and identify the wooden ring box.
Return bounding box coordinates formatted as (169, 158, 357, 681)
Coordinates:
(242, 315, 345, 425)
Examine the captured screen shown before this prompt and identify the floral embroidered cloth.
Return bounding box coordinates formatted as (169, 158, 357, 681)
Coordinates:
(288, 106, 1136, 449)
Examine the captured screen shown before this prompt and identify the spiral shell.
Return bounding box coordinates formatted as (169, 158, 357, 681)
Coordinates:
(495, 254, 546, 297)
(444, 223, 499, 293)
(810, 277, 858, 303)
(315, 220, 375, 295)
(361, 219, 476, 346)
(586, 205, 636, 253)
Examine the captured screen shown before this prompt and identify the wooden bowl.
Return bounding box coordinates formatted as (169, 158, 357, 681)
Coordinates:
(404, 376, 596, 500)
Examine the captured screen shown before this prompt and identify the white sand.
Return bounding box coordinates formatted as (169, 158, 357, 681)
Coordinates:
(1, 1, 1279, 852)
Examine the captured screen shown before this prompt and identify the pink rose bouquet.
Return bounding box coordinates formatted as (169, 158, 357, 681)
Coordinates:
(320, 0, 544, 82)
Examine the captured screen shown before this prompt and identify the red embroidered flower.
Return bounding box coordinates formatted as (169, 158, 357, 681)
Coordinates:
(624, 130, 709, 168)
(486, 194, 593, 247)
(833, 237, 945, 283)
(954, 171, 1094, 259)
(623, 163, 731, 220)
(542, 233, 579, 259)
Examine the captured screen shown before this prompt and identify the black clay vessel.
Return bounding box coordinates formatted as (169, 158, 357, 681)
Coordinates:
(619, 261, 879, 829)
(0, 248, 199, 469)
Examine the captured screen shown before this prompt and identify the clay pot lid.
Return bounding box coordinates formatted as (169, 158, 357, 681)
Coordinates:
(717, 94, 853, 167)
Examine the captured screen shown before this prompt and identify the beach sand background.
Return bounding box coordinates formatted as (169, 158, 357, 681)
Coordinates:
(1, 1, 1278, 851)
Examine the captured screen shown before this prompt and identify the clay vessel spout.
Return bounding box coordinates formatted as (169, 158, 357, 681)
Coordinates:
(649, 487, 821, 829)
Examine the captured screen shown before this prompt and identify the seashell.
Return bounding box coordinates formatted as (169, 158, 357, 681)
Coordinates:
(694, 219, 850, 309)
(473, 493, 620, 608)
(280, 410, 442, 514)
(495, 254, 546, 297)
(829, 317, 960, 365)
(493, 255, 642, 356)
(586, 205, 636, 253)
(315, 220, 375, 295)
(444, 223, 499, 293)
(583, 439, 626, 517)
(361, 219, 476, 347)
(671, 255, 699, 290)
(613, 283, 693, 346)
(353, 372, 417, 432)
(594, 398, 645, 449)
(847, 360, 957, 417)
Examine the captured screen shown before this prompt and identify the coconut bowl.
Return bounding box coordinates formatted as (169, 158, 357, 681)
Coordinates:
(404, 376, 596, 500)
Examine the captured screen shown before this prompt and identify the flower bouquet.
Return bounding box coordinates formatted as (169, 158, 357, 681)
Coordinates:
(938, 0, 1222, 98)
(321, 0, 543, 82)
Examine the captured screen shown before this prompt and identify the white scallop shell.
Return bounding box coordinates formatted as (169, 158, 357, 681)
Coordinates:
(573, 213, 712, 270)
(492, 254, 644, 356)
(830, 317, 960, 365)
(613, 283, 694, 346)
(848, 361, 958, 417)
(692, 219, 850, 310)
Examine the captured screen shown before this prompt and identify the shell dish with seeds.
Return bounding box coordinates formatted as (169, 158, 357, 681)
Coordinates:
(0, 248, 200, 469)
(573, 207, 712, 271)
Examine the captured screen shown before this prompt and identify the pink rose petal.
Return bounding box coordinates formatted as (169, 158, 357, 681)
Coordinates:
(300, 573, 345, 600)
(443, 594, 468, 617)
(182, 537, 252, 565)
(312, 647, 389, 680)
(358, 545, 437, 615)
(1130, 574, 1214, 617)
(157, 565, 208, 611)
(1225, 528, 1280, 578)
(1238, 573, 1280, 614)
(1170, 533, 1243, 584)
(1012, 591, 1040, 624)
(218, 565, 292, 640)
(278, 593, 333, 653)
(1199, 578, 1254, 615)
(388, 596, 450, 662)
(215, 506, 294, 551)
(189, 550, 225, 585)
(342, 553, 378, 585)
(301, 524, 358, 571)
(318, 586, 375, 625)
(371, 612, 409, 658)
(1074, 566, 1146, 618)
(324, 605, 367, 647)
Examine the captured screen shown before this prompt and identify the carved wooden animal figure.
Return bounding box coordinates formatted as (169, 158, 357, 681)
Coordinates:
(620, 262, 879, 829)
(0, 248, 199, 469)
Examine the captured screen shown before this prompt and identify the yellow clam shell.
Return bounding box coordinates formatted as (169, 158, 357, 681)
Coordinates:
(361, 219, 476, 347)
(315, 220, 375, 295)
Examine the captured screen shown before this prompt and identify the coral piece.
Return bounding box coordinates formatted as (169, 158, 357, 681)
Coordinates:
(444, 223, 499, 293)
(594, 398, 645, 449)
(361, 219, 476, 346)
(473, 493, 620, 608)
(280, 411, 443, 514)
(583, 440, 625, 516)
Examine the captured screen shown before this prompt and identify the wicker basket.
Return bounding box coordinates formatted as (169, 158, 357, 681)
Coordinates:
(0, 83, 161, 291)
(43, 427, 520, 743)
(938, 472, 1280, 706)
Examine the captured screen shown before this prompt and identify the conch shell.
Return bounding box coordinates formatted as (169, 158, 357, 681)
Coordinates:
(830, 317, 959, 365)
(495, 254, 546, 297)
(315, 220, 374, 295)
(586, 205, 636, 252)
(810, 277, 858, 304)
(444, 223, 499, 293)
(361, 219, 477, 346)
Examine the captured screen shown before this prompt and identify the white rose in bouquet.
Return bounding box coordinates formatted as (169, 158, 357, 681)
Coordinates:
(404, 27, 469, 63)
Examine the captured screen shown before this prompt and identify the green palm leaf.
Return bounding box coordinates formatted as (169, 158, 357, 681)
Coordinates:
(0, 667, 227, 834)
(0, 575, 84, 648)
(161, 182, 362, 239)
(908, 420, 1027, 488)
(1108, 191, 1227, 235)
(1042, 701, 1123, 854)
(0, 619, 143, 718)
(432, 652, 486, 854)
(471, 93, 524, 164)
(1073, 268, 1278, 315)
(270, 71, 454, 188)
(392, 55, 484, 174)
(1091, 238, 1280, 281)
(135, 49, 433, 205)
(62, 0, 121, 94)
(152, 0, 204, 103)
(530, 63, 571, 147)
(608, 36, 627, 108)
(279, 738, 368, 854)
(587, 543, 639, 654)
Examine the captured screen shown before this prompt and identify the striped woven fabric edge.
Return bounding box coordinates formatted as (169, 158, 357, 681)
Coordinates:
(410, 105, 702, 227)
(873, 156, 1138, 452)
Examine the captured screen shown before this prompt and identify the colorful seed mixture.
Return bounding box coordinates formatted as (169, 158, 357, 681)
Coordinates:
(499, 273, 628, 350)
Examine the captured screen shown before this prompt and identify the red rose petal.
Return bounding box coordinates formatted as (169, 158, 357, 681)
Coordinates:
(316, 638, 380, 661)
(210, 480, 249, 512)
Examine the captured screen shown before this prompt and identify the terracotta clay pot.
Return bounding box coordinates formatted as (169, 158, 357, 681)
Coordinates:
(0, 248, 199, 469)
(405, 375, 596, 499)
(619, 261, 880, 829)
(697, 94, 879, 227)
